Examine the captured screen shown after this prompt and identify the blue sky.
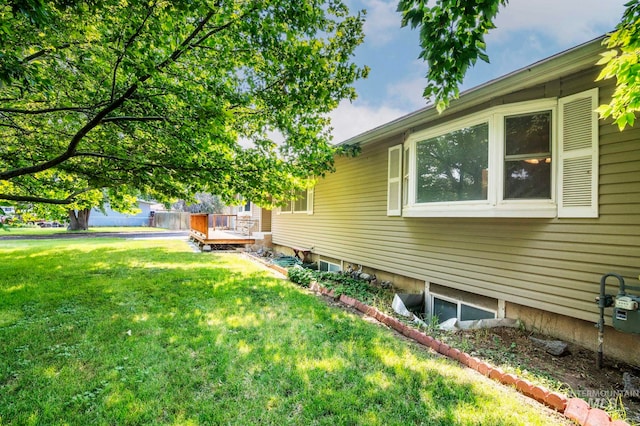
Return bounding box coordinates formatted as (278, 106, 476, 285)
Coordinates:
(328, 0, 628, 143)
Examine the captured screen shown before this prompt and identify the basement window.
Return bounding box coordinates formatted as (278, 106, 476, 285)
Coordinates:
(319, 260, 341, 273)
(431, 294, 496, 324)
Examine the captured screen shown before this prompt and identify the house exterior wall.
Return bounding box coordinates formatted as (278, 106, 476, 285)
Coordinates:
(251, 205, 261, 230)
(89, 202, 153, 227)
(272, 64, 640, 364)
(260, 208, 272, 232)
(250, 205, 272, 233)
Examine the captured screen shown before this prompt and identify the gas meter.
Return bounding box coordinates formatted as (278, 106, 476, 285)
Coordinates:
(595, 273, 640, 368)
(613, 294, 640, 334)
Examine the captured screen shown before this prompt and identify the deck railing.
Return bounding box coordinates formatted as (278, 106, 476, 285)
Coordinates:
(190, 213, 209, 239)
(211, 214, 237, 231)
(190, 213, 258, 240)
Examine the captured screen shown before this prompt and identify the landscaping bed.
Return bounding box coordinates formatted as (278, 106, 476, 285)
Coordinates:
(285, 265, 640, 425)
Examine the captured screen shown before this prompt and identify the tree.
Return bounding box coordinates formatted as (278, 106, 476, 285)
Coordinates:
(0, 1, 368, 212)
(173, 193, 225, 214)
(25, 188, 141, 230)
(397, 0, 639, 128)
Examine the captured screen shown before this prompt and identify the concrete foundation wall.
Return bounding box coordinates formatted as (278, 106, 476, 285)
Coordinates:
(273, 242, 640, 366)
(506, 302, 640, 366)
(250, 232, 273, 252)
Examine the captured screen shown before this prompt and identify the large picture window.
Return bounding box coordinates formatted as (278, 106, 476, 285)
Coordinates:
(416, 122, 489, 203)
(395, 91, 598, 218)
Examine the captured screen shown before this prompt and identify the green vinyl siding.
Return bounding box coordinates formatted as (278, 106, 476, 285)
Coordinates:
(272, 70, 640, 324)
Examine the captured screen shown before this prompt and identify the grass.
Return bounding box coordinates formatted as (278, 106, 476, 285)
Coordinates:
(0, 226, 166, 236)
(0, 238, 567, 425)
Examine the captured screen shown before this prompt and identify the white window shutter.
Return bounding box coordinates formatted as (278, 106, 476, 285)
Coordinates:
(387, 145, 402, 216)
(306, 187, 314, 215)
(558, 88, 599, 218)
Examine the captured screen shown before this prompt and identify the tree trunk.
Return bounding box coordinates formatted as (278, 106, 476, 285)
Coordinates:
(67, 208, 91, 231)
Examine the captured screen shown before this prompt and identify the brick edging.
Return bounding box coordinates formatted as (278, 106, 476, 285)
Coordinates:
(242, 253, 289, 276)
(241, 257, 631, 426)
(327, 290, 629, 426)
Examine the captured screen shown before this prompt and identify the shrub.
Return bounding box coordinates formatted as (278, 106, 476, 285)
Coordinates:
(287, 266, 315, 287)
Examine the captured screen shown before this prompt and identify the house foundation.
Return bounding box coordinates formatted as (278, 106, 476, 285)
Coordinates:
(506, 302, 640, 367)
(271, 245, 640, 366)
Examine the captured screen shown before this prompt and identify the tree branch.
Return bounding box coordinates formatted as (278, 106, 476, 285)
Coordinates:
(21, 42, 81, 63)
(0, 190, 89, 205)
(71, 151, 224, 173)
(0, 106, 90, 114)
(111, 4, 156, 101)
(0, 122, 30, 132)
(0, 10, 220, 182)
(0, 85, 139, 181)
(154, 10, 217, 71)
(101, 116, 166, 123)
(192, 14, 248, 47)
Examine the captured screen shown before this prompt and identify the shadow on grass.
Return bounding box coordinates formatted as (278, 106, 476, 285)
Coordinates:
(0, 240, 557, 425)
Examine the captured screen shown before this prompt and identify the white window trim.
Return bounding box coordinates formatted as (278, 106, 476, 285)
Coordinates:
(237, 200, 252, 217)
(305, 187, 314, 215)
(402, 145, 410, 207)
(404, 98, 560, 218)
(429, 293, 497, 322)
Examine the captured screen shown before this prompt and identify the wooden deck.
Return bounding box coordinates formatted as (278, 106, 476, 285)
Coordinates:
(189, 213, 255, 246)
(190, 229, 255, 245)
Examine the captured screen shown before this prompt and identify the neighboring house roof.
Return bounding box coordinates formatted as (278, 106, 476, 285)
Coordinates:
(339, 36, 606, 147)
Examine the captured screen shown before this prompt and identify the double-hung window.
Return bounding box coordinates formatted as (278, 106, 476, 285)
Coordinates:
(503, 111, 552, 200)
(392, 89, 598, 218)
(279, 188, 314, 214)
(237, 200, 251, 215)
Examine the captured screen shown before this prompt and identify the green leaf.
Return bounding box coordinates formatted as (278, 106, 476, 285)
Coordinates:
(596, 49, 618, 65)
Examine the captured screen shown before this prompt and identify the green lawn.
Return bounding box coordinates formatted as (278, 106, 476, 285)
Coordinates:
(1, 226, 166, 236)
(0, 238, 567, 425)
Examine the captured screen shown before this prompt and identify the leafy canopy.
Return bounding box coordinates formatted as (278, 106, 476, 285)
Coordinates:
(397, 0, 506, 112)
(596, 0, 640, 130)
(0, 0, 368, 207)
(398, 0, 640, 129)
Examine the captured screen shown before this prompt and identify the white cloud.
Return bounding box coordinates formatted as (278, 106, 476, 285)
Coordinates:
(384, 60, 430, 111)
(328, 99, 408, 143)
(458, 1, 627, 90)
(490, 0, 625, 45)
(335, 0, 628, 142)
(360, 0, 402, 46)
